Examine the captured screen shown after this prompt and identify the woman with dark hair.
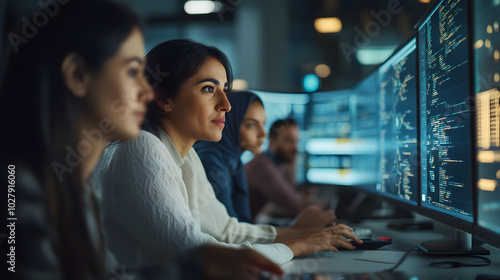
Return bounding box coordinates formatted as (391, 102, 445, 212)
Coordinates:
(97, 39, 362, 267)
(0, 2, 282, 279)
(194, 91, 265, 223)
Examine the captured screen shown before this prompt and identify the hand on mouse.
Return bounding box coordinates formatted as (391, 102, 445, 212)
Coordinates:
(283, 225, 363, 257)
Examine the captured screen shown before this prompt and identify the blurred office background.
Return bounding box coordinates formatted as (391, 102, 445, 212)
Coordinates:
(0, 0, 432, 188)
(1, 0, 431, 92)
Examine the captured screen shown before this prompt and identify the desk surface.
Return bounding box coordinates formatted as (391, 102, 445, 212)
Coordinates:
(282, 219, 500, 280)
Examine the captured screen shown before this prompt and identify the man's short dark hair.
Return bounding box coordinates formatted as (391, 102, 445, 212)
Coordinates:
(269, 118, 297, 140)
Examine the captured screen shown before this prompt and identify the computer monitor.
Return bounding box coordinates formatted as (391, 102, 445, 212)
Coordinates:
(473, 0, 500, 249)
(305, 87, 378, 187)
(348, 71, 381, 191)
(417, 0, 487, 254)
(305, 74, 381, 220)
(376, 37, 419, 209)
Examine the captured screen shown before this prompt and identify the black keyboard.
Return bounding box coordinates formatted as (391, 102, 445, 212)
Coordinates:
(259, 271, 410, 280)
(337, 237, 393, 250)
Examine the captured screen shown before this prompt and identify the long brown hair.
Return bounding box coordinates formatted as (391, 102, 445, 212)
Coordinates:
(0, 1, 142, 278)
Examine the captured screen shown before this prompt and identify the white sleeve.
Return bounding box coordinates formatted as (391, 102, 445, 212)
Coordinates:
(99, 132, 293, 265)
(183, 149, 277, 244)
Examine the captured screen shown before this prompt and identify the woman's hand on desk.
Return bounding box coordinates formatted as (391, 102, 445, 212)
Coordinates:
(274, 205, 337, 243)
(282, 225, 363, 257)
(199, 245, 283, 279)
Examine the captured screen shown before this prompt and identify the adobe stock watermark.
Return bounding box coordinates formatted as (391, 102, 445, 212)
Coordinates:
(51, 64, 169, 183)
(50, 116, 117, 182)
(294, 251, 333, 273)
(7, 0, 71, 54)
(145, 63, 170, 90)
(340, 0, 409, 64)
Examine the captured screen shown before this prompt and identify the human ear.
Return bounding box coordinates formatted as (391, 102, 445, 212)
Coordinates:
(61, 53, 89, 98)
(156, 98, 173, 112)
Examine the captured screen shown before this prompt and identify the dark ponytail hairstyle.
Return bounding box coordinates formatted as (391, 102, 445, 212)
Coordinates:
(0, 1, 141, 278)
(143, 39, 233, 137)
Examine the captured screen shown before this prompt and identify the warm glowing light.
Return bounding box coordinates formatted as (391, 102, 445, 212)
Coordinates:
(478, 151, 496, 163)
(485, 39, 492, 48)
(232, 79, 248, 90)
(314, 17, 342, 33)
(184, 1, 221, 15)
(494, 22, 499, 32)
(418, 0, 431, 3)
(496, 170, 500, 179)
(478, 179, 497, 192)
(474, 40, 484, 49)
(494, 73, 500, 83)
(487, 25, 493, 34)
(477, 89, 500, 149)
(314, 64, 331, 78)
(495, 50, 500, 60)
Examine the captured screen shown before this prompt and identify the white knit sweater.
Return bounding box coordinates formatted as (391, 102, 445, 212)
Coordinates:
(95, 129, 294, 266)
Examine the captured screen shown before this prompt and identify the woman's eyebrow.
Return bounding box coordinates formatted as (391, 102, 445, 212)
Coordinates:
(124, 57, 144, 65)
(244, 118, 260, 123)
(197, 78, 220, 85)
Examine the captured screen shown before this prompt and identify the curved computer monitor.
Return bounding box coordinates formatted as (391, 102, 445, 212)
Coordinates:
(348, 71, 381, 191)
(375, 36, 419, 211)
(416, 0, 489, 255)
(305, 82, 379, 188)
(417, 0, 474, 233)
(472, 0, 500, 250)
(418, 0, 474, 232)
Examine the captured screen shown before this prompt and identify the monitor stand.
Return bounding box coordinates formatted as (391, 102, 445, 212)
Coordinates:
(418, 230, 490, 255)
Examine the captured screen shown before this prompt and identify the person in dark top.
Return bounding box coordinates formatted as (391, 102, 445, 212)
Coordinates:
(0, 1, 283, 279)
(195, 92, 336, 237)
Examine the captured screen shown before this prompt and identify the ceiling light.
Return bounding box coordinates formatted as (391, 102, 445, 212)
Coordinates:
(184, 1, 221, 15)
(314, 17, 342, 33)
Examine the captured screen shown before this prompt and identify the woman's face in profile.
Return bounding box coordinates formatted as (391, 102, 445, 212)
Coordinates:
(81, 27, 153, 140)
(165, 56, 232, 142)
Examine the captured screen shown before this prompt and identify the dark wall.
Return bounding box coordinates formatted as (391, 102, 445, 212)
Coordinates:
(0, 0, 7, 83)
(0, 0, 6, 47)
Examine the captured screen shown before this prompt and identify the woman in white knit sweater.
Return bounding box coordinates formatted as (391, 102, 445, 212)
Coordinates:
(96, 39, 362, 267)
